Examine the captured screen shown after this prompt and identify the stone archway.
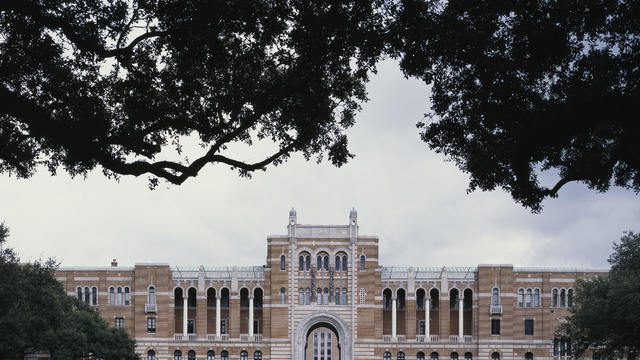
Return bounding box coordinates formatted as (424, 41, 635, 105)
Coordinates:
(294, 311, 352, 360)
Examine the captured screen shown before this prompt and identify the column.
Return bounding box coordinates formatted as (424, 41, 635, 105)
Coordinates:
(391, 296, 397, 338)
(216, 295, 221, 336)
(458, 297, 463, 338)
(248, 295, 254, 336)
(183, 294, 188, 336)
(425, 297, 430, 338)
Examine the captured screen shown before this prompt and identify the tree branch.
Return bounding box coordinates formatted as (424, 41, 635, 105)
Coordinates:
(1, 0, 166, 58)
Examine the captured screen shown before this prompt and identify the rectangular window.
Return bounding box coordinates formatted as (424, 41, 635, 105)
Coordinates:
(419, 320, 426, 335)
(491, 319, 500, 335)
(115, 317, 124, 329)
(147, 317, 156, 333)
(524, 319, 534, 336)
(187, 319, 195, 334)
(221, 319, 227, 334)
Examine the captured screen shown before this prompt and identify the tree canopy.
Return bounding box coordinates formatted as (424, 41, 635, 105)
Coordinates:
(0, 0, 385, 187)
(557, 231, 640, 359)
(391, 0, 640, 211)
(1, 0, 639, 209)
(0, 223, 139, 359)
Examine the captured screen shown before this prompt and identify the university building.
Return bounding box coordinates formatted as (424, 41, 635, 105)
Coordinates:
(56, 209, 605, 360)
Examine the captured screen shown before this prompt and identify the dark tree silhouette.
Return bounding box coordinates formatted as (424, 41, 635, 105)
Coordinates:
(391, 0, 640, 211)
(0, 223, 139, 359)
(557, 232, 640, 359)
(0, 1, 386, 187)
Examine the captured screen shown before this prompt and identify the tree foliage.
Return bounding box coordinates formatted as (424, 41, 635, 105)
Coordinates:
(0, 223, 139, 360)
(0, 0, 386, 187)
(557, 232, 640, 359)
(391, 0, 640, 211)
(1, 1, 639, 209)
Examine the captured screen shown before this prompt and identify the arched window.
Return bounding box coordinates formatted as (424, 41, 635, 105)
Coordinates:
(323, 288, 328, 304)
(305, 255, 311, 271)
(525, 352, 533, 360)
(317, 288, 322, 304)
(342, 255, 348, 271)
(464, 352, 472, 360)
(552, 289, 558, 307)
(451, 352, 459, 360)
(492, 352, 500, 360)
(384, 352, 391, 360)
(149, 286, 156, 304)
(280, 255, 286, 270)
(553, 339, 559, 356)
(147, 350, 156, 360)
(526, 289, 532, 307)
(335, 288, 341, 305)
(342, 288, 348, 305)
(254, 350, 262, 360)
(117, 287, 123, 305)
(317, 255, 322, 270)
(431, 352, 439, 360)
(305, 288, 311, 305)
(417, 352, 425, 360)
(124, 287, 130, 305)
(398, 352, 406, 360)
(568, 289, 574, 307)
(299, 255, 304, 271)
(77, 287, 82, 301)
(84, 286, 90, 304)
(174, 350, 182, 360)
(109, 287, 115, 305)
(336, 256, 341, 271)
(450, 288, 459, 310)
(518, 289, 524, 307)
(534, 289, 540, 307)
(221, 351, 229, 360)
(323, 256, 329, 271)
(207, 351, 215, 360)
(280, 287, 286, 304)
(188, 350, 196, 360)
(92, 287, 98, 305)
(299, 288, 304, 305)
(492, 288, 500, 305)
(560, 289, 566, 307)
(240, 350, 248, 360)
(360, 255, 366, 270)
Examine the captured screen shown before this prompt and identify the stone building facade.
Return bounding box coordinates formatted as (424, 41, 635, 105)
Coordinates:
(55, 209, 605, 360)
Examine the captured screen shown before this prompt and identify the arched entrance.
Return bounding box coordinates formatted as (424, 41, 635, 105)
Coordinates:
(294, 311, 352, 360)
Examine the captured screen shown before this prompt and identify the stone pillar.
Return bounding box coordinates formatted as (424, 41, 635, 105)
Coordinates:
(216, 295, 221, 335)
(391, 296, 397, 338)
(249, 295, 254, 336)
(425, 297, 430, 337)
(183, 295, 188, 336)
(458, 297, 463, 338)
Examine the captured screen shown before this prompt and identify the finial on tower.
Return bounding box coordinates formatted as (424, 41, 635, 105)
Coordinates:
(349, 207, 357, 219)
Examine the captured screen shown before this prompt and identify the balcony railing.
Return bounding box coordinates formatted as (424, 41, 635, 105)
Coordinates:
(174, 333, 196, 341)
(144, 303, 157, 313)
(416, 335, 426, 343)
(429, 335, 440, 342)
(490, 305, 503, 315)
(449, 335, 459, 342)
(464, 335, 473, 342)
(397, 335, 406, 342)
(382, 335, 393, 342)
(254, 334, 263, 342)
(240, 334, 250, 341)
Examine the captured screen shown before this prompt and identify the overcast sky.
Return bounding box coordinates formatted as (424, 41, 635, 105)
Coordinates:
(1, 59, 637, 270)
